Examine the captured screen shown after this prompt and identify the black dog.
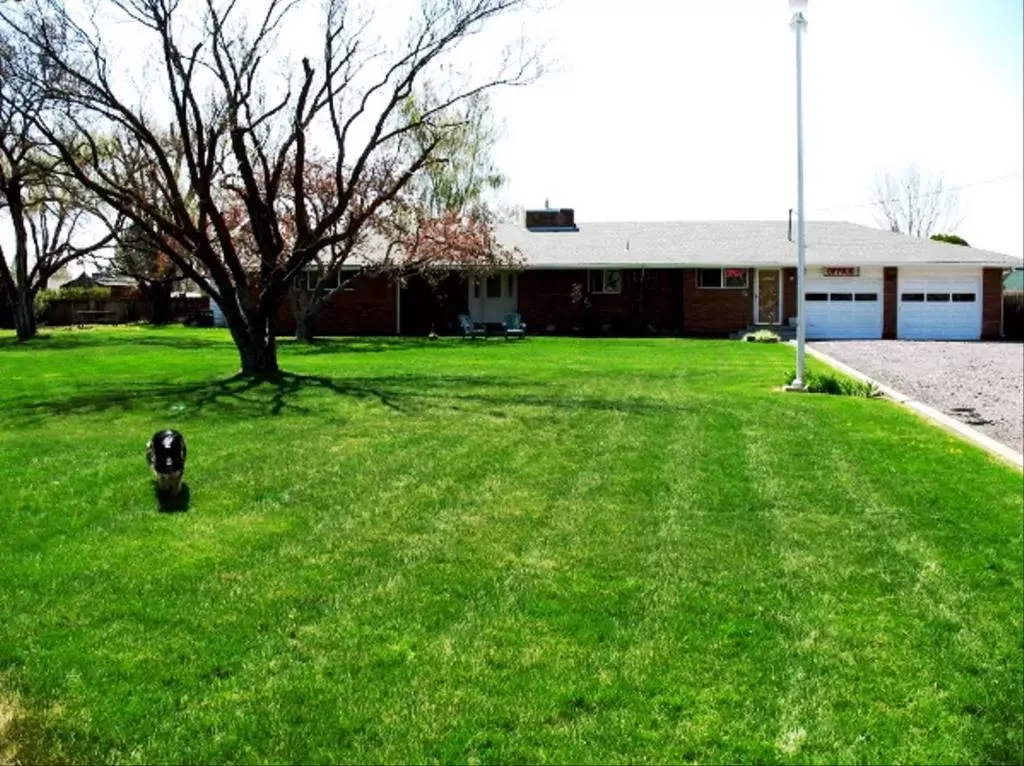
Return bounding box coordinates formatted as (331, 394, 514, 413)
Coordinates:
(147, 429, 187, 496)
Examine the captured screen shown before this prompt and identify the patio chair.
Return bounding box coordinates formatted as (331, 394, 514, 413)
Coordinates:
(502, 312, 527, 340)
(458, 314, 487, 340)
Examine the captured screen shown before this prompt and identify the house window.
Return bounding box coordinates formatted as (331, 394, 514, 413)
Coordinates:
(588, 270, 622, 294)
(697, 268, 748, 289)
(302, 268, 350, 291)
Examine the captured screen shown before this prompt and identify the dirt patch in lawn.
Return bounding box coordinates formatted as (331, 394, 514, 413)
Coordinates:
(1, 693, 23, 765)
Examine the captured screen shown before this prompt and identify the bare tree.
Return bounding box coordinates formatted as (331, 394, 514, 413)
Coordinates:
(1, 0, 539, 374)
(0, 23, 119, 340)
(873, 165, 961, 239)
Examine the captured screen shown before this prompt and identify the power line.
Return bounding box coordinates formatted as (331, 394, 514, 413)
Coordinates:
(806, 170, 1024, 214)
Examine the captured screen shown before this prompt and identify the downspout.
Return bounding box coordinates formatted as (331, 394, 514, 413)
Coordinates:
(1001, 268, 1008, 339)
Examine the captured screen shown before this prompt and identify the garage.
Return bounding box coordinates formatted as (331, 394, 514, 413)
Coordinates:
(804, 267, 884, 339)
(898, 268, 982, 340)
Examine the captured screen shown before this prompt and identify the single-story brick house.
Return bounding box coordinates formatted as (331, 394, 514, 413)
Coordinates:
(274, 209, 1022, 341)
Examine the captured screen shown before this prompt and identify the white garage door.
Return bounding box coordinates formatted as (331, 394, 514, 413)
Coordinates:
(804, 276, 883, 339)
(898, 269, 981, 340)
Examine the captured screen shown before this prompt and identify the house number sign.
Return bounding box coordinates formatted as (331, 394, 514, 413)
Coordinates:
(823, 267, 860, 277)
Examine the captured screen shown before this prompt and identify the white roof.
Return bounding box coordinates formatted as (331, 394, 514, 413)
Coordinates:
(492, 220, 1022, 269)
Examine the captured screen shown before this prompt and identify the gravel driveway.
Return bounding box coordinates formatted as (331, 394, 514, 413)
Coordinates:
(810, 341, 1024, 454)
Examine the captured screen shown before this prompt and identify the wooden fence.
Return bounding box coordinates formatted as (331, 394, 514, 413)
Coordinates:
(1005, 294, 1024, 340)
(41, 297, 209, 327)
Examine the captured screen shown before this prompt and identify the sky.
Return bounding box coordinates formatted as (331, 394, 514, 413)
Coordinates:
(486, 0, 1024, 259)
(4, 0, 1023, 276)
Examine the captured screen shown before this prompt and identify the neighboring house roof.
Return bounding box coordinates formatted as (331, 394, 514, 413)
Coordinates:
(61, 272, 138, 289)
(1005, 268, 1024, 294)
(96, 274, 138, 288)
(491, 220, 1022, 269)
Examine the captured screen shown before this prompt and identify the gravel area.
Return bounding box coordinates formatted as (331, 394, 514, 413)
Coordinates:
(810, 341, 1024, 455)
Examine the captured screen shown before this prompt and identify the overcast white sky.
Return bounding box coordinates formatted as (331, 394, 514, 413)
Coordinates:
(4, 0, 1022, 276)
(488, 0, 1024, 259)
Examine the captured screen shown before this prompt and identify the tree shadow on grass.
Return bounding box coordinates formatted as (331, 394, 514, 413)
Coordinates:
(4, 371, 695, 423)
(0, 330, 231, 352)
(0, 333, 521, 354)
(282, 336, 520, 355)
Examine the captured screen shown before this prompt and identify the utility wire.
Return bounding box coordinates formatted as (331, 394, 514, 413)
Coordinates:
(806, 170, 1023, 214)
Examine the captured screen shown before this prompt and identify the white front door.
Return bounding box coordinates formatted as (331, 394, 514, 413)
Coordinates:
(469, 272, 517, 324)
(898, 268, 982, 340)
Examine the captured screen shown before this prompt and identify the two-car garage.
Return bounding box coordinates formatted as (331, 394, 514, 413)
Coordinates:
(803, 266, 984, 341)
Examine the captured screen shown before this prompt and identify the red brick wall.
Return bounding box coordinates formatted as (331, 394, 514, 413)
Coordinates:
(276, 274, 396, 336)
(517, 269, 681, 334)
(681, 268, 753, 335)
(883, 267, 898, 339)
(982, 267, 1004, 339)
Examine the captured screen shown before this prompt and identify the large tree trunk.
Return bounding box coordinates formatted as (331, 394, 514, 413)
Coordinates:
(150, 282, 173, 326)
(294, 310, 316, 344)
(288, 287, 319, 344)
(228, 317, 279, 376)
(234, 329, 279, 375)
(215, 280, 282, 376)
(14, 287, 37, 342)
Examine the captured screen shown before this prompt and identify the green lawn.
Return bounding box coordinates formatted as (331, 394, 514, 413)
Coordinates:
(0, 327, 1021, 765)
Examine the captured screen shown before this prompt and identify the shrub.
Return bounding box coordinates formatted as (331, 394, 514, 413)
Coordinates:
(34, 287, 114, 320)
(745, 329, 780, 343)
(785, 369, 877, 397)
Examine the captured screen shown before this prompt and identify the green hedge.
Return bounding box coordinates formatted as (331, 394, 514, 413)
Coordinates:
(35, 287, 114, 318)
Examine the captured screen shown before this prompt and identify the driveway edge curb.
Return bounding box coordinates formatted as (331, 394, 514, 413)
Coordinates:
(790, 342, 1024, 471)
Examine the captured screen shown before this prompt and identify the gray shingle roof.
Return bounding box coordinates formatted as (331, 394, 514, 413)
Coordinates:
(493, 220, 1022, 269)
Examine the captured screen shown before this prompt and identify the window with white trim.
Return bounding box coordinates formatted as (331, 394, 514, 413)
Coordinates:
(697, 268, 748, 289)
(300, 268, 354, 292)
(588, 269, 621, 294)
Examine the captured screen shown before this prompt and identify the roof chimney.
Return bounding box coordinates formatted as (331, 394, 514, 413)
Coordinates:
(525, 207, 578, 232)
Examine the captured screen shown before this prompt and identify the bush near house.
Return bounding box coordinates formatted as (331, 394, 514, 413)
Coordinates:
(745, 329, 781, 343)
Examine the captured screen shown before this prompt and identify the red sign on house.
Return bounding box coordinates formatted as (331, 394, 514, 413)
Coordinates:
(823, 267, 860, 277)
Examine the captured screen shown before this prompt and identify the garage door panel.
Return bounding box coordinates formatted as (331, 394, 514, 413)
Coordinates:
(898, 270, 981, 340)
(804, 279, 883, 339)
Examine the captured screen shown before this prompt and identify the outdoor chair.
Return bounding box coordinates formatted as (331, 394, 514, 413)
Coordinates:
(458, 314, 487, 340)
(502, 312, 527, 340)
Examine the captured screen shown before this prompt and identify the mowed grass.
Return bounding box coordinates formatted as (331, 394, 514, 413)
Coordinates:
(0, 326, 1021, 765)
